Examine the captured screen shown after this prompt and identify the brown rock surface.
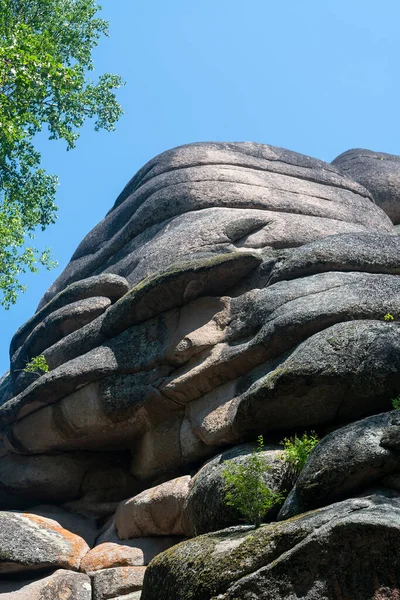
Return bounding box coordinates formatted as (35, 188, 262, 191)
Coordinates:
(0, 570, 92, 599)
(91, 566, 146, 600)
(115, 476, 191, 539)
(81, 538, 182, 571)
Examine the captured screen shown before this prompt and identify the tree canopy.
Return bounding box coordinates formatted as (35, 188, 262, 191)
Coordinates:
(0, 0, 124, 308)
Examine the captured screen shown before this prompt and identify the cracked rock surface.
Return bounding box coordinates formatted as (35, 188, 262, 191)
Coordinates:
(2, 142, 400, 599)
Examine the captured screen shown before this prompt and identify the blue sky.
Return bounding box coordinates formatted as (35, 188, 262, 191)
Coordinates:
(1, 0, 400, 373)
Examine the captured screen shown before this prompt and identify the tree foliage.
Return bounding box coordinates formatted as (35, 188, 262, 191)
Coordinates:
(0, 0, 124, 307)
(222, 436, 285, 528)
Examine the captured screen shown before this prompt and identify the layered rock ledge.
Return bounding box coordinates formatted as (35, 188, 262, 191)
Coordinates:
(1, 142, 400, 599)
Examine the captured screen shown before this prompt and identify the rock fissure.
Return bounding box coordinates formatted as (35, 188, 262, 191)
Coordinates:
(3, 141, 400, 599)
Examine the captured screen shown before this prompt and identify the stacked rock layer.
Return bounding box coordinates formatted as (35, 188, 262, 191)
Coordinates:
(1, 143, 400, 599)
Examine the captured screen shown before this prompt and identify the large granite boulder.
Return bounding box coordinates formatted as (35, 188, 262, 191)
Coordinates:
(2, 141, 400, 598)
(0, 511, 89, 574)
(80, 539, 181, 571)
(91, 567, 146, 600)
(115, 476, 191, 539)
(37, 142, 393, 306)
(279, 410, 400, 520)
(182, 443, 287, 536)
(142, 492, 400, 600)
(1, 141, 395, 504)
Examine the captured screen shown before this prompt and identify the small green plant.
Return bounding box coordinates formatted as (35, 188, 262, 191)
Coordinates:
(384, 313, 395, 321)
(392, 395, 400, 410)
(24, 355, 49, 376)
(222, 435, 285, 528)
(281, 431, 319, 476)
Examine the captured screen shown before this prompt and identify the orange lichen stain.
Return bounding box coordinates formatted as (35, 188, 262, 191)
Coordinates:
(80, 543, 144, 573)
(21, 513, 89, 569)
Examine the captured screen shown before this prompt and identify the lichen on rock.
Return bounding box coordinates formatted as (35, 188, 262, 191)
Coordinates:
(1, 141, 400, 598)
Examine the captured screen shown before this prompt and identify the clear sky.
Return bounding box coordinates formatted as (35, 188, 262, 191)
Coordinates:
(1, 0, 400, 374)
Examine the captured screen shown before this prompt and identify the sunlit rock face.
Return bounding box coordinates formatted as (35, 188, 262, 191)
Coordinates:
(333, 148, 400, 225)
(2, 142, 400, 599)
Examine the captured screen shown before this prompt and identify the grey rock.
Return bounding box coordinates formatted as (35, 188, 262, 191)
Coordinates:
(181, 318, 400, 457)
(278, 410, 400, 520)
(160, 271, 400, 408)
(0, 371, 13, 407)
(11, 273, 129, 356)
(97, 208, 369, 291)
(382, 472, 400, 493)
(0, 451, 138, 513)
(0, 321, 174, 427)
(11, 296, 111, 378)
(0, 511, 89, 574)
(1, 143, 397, 476)
(12, 253, 260, 387)
(141, 493, 400, 600)
(124, 315, 400, 480)
(333, 148, 400, 224)
(91, 567, 145, 600)
(0, 570, 92, 599)
(99, 252, 262, 340)
(40, 142, 393, 307)
(34, 311, 109, 374)
(2, 253, 260, 429)
(4, 372, 178, 454)
(182, 443, 287, 536)
(3, 141, 400, 599)
(229, 319, 400, 437)
(0, 452, 98, 507)
(269, 232, 400, 284)
(28, 505, 98, 547)
(4, 267, 400, 480)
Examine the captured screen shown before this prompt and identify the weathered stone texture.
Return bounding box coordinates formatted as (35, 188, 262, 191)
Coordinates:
(1, 142, 400, 599)
(333, 148, 400, 224)
(0, 570, 92, 600)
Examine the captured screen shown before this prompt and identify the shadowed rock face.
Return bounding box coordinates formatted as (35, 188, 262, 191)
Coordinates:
(2, 142, 400, 599)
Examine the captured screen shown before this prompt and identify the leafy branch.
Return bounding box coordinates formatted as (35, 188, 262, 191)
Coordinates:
(23, 353, 49, 376)
(0, 0, 124, 307)
(222, 436, 285, 528)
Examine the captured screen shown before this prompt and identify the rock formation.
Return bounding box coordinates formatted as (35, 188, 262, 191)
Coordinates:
(1, 141, 400, 599)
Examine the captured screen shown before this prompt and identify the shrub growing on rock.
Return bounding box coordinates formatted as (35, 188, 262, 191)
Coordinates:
(222, 436, 285, 528)
(281, 431, 319, 478)
(384, 313, 395, 321)
(392, 395, 400, 410)
(24, 354, 49, 376)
